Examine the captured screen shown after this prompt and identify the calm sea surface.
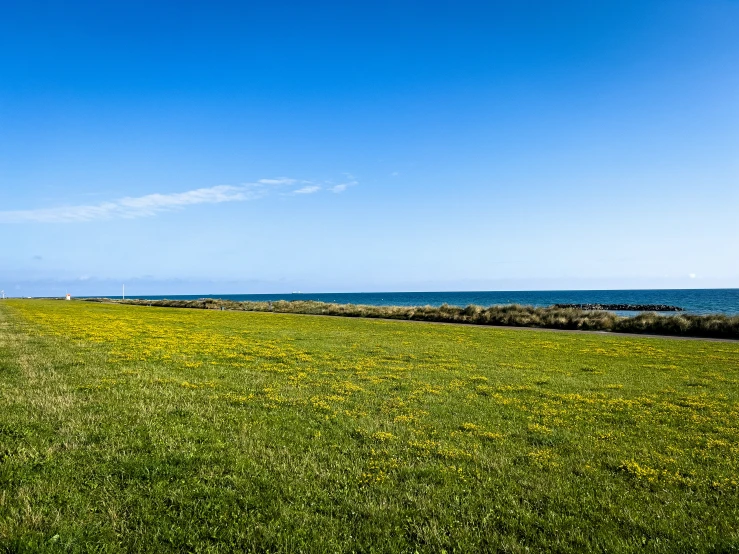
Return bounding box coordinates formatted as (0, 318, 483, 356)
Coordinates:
(119, 289, 739, 316)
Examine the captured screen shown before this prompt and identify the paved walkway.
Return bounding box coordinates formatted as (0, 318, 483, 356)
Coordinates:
(261, 310, 739, 343)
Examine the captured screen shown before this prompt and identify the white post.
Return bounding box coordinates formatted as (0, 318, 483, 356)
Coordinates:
(123, 284, 125, 300)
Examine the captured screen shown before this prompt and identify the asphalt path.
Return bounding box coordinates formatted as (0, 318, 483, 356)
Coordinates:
(70, 300, 739, 343)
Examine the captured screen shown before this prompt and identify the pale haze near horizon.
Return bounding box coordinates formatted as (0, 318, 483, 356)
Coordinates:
(1, 1, 737, 298)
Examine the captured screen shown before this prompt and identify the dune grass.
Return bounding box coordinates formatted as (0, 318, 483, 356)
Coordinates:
(1, 299, 738, 552)
(88, 297, 739, 340)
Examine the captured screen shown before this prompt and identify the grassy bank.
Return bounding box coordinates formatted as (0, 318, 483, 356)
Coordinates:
(88, 297, 739, 340)
(1, 300, 738, 552)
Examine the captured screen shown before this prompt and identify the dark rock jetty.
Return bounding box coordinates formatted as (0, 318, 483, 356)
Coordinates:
(554, 303, 684, 312)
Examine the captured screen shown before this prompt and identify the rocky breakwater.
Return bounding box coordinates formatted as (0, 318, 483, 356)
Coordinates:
(554, 303, 685, 312)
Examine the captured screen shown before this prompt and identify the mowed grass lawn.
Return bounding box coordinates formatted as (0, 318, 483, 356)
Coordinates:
(1, 301, 738, 553)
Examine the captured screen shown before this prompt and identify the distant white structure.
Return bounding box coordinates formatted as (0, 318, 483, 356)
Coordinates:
(123, 284, 125, 300)
(1, 290, 5, 299)
(66, 293, 71, 301)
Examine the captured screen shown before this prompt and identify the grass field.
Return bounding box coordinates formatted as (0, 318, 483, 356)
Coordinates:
(1, 300, 738, 552)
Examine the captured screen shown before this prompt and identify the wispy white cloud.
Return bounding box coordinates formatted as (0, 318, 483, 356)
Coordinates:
(292, 185, 321, 195)
(258, 178, 299, 185)
(0, 176, 357, 224)
(0, 184, 262, 223)
(330, 180, 357, 193)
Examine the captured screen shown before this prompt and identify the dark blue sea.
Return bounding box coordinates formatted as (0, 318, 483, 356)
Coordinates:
(119, 289, 739, 316)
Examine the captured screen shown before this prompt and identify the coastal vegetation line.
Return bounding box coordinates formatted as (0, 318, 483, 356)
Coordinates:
(84, 298, 739, 340)
(1, 300, 737, 552)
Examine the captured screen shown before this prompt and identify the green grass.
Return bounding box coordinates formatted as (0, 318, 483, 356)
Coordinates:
(1, 299, 738, 553)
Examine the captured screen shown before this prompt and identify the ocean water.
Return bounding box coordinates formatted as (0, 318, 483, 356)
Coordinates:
(119, 289, 739, 316)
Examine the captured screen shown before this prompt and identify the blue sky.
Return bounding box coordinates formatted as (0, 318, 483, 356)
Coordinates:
(1, 1, 737, 296)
